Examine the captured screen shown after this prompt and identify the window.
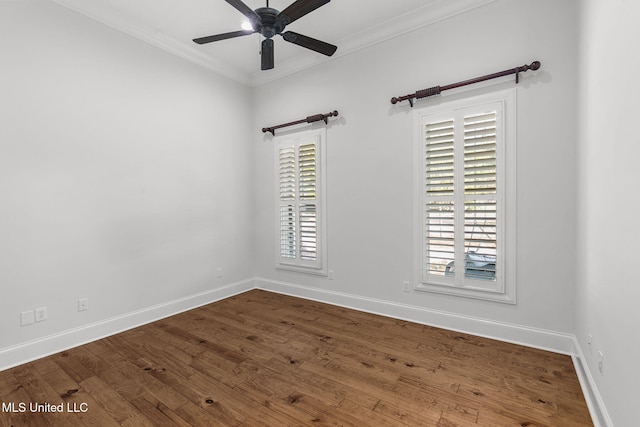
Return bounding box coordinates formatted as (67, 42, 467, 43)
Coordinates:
(275, 128, 327, 275)
(414, 90, 516, 303)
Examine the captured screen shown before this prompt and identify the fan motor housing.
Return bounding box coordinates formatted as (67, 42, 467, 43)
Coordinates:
(255, 7, 283, 38)
(192, 0, 337, 71)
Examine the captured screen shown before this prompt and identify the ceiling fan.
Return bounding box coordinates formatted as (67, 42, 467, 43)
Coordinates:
(193, 0, 337, 70)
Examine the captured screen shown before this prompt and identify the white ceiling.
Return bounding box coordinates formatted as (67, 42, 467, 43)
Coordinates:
(51, 0, 496, 87)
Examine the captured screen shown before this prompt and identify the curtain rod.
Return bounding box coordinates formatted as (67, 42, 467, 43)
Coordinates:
(391, 60, 541, 107)
(262, 111, 339, 136)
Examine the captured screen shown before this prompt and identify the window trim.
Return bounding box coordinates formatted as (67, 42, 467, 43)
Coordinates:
(274, 128, 328, 276)
(413, 89, 517, 304)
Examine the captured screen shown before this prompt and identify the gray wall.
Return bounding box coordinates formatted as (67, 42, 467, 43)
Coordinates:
(253, 0, 580, 334)
(0, 1, 254, 349)
(5, 0, 639, 424)
(577, 0, 640, 425)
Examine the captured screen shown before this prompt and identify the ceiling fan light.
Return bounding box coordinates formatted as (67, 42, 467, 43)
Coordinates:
(241, 21, 254, 31)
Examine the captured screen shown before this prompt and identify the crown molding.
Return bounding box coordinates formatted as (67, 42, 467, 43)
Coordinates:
(250, 0, 497, 87)
(49, 0, 253, 85)
(50, 0, 496, 88)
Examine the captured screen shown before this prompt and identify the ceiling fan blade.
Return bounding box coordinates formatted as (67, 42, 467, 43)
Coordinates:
(225, 0, 261, 28)
(276, 0, 330, 27)
(193, 30, 254, 44)
(261, 39, 275, 70)
(282, 31, 337, 56)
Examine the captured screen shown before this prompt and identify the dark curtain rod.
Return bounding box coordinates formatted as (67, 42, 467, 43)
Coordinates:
(262, 111, 339, 136)
(391, 60, 541, 107)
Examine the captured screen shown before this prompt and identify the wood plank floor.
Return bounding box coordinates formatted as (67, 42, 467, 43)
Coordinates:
(0, 290, 592, 426)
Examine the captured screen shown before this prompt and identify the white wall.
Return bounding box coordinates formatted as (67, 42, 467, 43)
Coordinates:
(576, 0, 640, 425)
(10, 1, 634, 423)
(2, 0, 632, 423)
(0, 1, 254, 353)
(253, 0, 579, 336)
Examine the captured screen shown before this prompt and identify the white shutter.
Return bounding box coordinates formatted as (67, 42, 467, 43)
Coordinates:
(279, 205, 296, 259)
(422, 105, 501, 286)
(463, 112, 497, 281)
(424, 119, 455, 277)
(276, 136, 322, 270)
(299, 204, 317, 261)
(298, 143, 318, 261)
(299, 143, 316, 200)
(415, 91, 515, 303)
(279, 146, 296, 259)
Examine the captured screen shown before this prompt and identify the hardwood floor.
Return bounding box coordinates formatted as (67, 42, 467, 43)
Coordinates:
(0, 290, 592, 426)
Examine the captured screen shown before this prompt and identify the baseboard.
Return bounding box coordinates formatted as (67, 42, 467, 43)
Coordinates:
(0, 279, 256, 372)
(256, 278, 576, 355)
(571, 339, 613, 427)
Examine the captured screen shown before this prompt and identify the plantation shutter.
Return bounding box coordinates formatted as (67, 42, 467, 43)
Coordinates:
(463, 112, 497, 280)
(279, 147, 296, 259)
(298, 143, 318, 262)
(424, 119, 456, 277)
(422, 103, 502, 288)
(278, 140, 319, 267)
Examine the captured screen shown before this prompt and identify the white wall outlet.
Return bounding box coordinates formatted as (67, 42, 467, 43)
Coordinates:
(403, 281, 411, 292)
(587, 334, 593, 353)
(78, 298, 89, 312)
(328, 270, 334, 280)
(217, 267, 223, 278)
(598, 351, 604, 374)
(21, 310, 35, 326)
(35, 306, 47, 322)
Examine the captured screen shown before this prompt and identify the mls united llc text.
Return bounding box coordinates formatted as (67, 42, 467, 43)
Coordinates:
(2, 402, 88, 413)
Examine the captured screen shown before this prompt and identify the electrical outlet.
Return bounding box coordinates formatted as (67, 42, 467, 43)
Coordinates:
(21, 310, 35, 326)
(598, 351, 604, 374)
(78, 298, 89, 312)
(35, 307, 47, 322)
(328, 270, 334, 280)
(217, 267, 223, 278)
(403, 281, 411, 292)
(587, 334, 593, 353)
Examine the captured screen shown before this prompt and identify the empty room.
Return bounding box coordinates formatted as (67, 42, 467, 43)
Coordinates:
(1, 0, 638, 425)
